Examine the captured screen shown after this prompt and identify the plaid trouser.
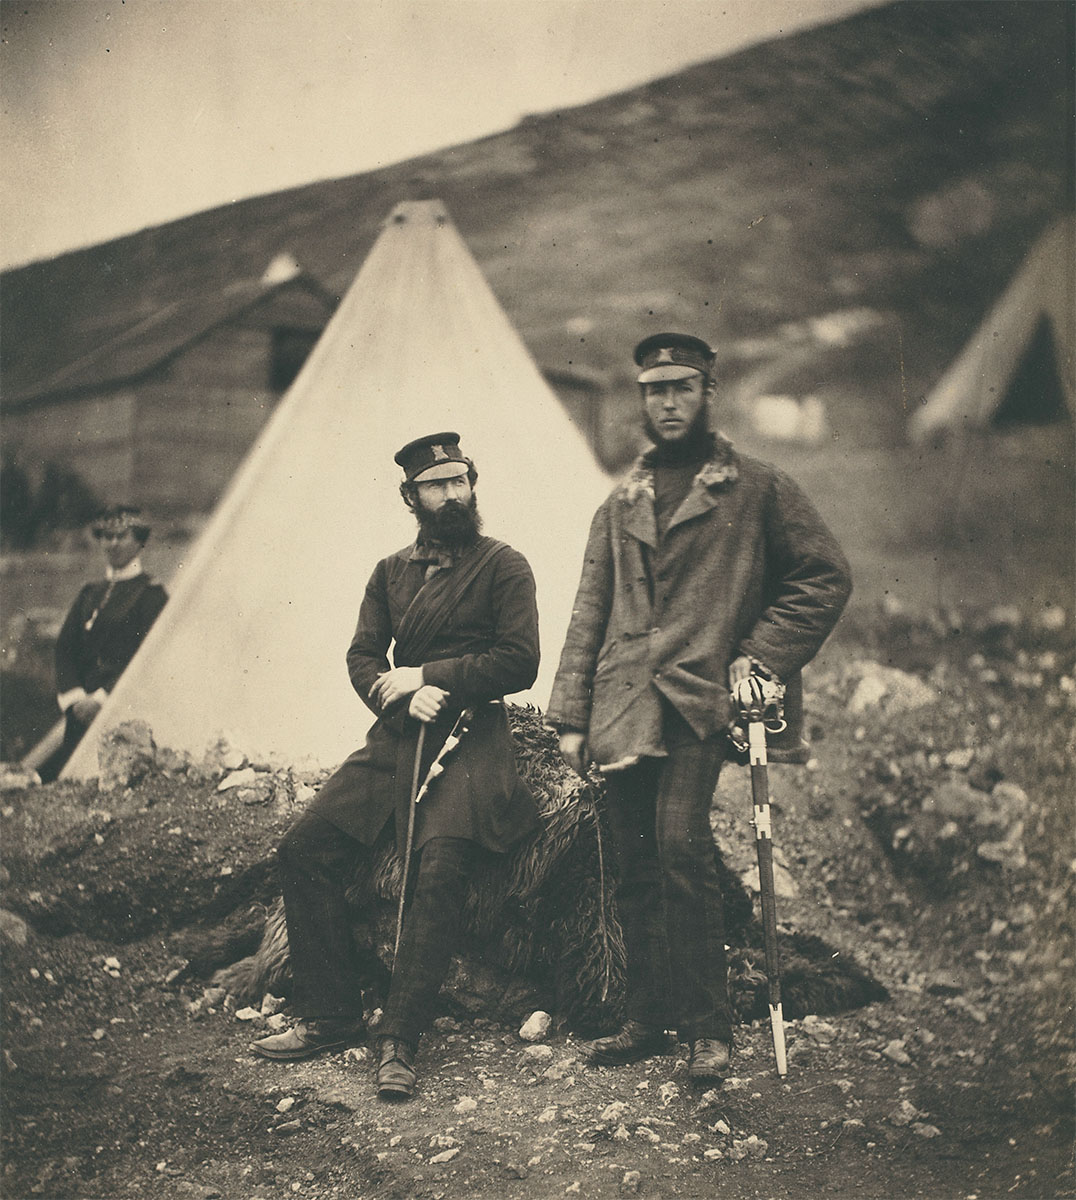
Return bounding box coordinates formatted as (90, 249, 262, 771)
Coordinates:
(602, 710, 733, 1045)
(277, 811, 478, 1043)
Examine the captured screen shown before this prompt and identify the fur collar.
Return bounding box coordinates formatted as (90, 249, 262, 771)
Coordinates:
(622, 434, 739, 503)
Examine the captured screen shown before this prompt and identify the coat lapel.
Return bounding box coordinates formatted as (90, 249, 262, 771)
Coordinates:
(619, 462, 658, 548)
(621, 437, 740, 540)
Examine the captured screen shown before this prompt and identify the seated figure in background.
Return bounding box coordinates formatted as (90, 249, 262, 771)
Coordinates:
(40, 505, 168, 781)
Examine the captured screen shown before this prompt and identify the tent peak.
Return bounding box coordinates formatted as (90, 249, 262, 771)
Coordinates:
(386, 199, 449, 228)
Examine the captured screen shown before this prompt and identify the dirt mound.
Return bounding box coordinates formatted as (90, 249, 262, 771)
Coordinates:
(2, 609, 1073, 1199)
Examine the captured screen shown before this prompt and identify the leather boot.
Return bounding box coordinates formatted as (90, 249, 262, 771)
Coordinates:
(584, 1020, 671, 1066)
(688, 1038, 731, 1081)
(376, 1037, 417, 1100)
(251, 1018, 364, 1061)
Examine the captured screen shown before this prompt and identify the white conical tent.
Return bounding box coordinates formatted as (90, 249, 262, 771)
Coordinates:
(909, 216, 1075, 441)
(64, 199, 612, 778)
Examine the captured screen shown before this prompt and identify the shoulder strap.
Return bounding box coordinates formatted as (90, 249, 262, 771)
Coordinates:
(394, 538, 508, 665)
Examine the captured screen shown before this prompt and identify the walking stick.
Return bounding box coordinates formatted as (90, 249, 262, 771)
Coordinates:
(394, 723, 426, 963)
(732, 674, 789, 1077)
(392, 707, 474, 961)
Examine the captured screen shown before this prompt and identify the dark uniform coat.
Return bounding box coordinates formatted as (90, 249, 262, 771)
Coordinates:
(309, 535, 541, 857)
(547, 436, 852, 768)
(49, 572, 168, 776)
(56, 573, 168, 698)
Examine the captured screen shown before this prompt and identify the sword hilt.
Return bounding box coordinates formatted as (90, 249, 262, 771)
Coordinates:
(731, 673, 787, 732)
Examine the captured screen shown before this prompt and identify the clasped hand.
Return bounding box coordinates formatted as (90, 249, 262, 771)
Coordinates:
(370, 666, 425, 710)
(371, 667, 450, 724)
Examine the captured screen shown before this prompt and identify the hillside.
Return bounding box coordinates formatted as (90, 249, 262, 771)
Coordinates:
(2, 0, 1072, 443)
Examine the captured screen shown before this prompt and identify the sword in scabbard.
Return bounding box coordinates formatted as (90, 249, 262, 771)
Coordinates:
(394, 707, 475, 962)
(731, 673, 789, 1077)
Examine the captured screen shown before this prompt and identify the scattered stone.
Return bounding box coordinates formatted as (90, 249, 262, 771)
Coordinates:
(237, 783, 274, 805)
(0, 908, 29, 947)
(519, 1010, 552, 1042)
(343, 1047, 370, 1065)
(522, 1044, 553, 1064)
(217, 768, 257, 792)
(202, 987, 227, 1007)
(729, 1134, 768, 1161)
(433, 1016, 460, 1032)
(703, 1148, 724, 1160)
(98, 721, 157, 790)
(429, 1134, 459, 1149)
(260, 994, 285, 1016)
(944, 748, 975, 771)
(316, 1086, 356, 1110)
(1035, 605, 1067, 632)
(887, 1099, 921, 1127)
(543, 1056, 578, 1082)
(275, 1097, 296, 1114)
(221, 748, 247, 771)
(537, 1106, 558, 1123)
(977, 826, 1028, 871)
(847, 662, 937, 715)
(912, 1122, 942, 1139)
(986, 782, 1030, 824)
(0, 765, 40, 790)
(235, 1007, 262, 1022)
(273, 1120, 301, 1135)
(882, 1039, 912, 1066)
(801, 1015, 838, 1042)
(600, 1101, 629, 1123)
(454, 1096, 478, 1114)
(429, 1147, 460, 1164)
(621, 1169, 642, 1193)
(658, 1082, 680, 1107)
(923, 778, 981, 821)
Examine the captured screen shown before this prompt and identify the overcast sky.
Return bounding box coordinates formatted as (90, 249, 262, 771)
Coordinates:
(1, 0, 881, 271)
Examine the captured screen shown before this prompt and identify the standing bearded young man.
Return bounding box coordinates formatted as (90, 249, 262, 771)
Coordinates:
(547, 334, 852, 1083)
(253, 432, 540, 1101)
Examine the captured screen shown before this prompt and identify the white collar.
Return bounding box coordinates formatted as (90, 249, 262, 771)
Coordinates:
(106, 557, 143, 583)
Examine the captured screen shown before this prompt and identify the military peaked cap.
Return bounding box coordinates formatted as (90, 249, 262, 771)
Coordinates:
(633, 332, 715, 383)
(394, 431, 472, 483)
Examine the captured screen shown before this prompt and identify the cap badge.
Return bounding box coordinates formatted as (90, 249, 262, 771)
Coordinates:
(430, 444, 449, 461)
(656, 348, 674, 364)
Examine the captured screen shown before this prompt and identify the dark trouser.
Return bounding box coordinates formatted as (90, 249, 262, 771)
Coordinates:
(602, 716, 732, 1045)
(276, 810, 477, 1045)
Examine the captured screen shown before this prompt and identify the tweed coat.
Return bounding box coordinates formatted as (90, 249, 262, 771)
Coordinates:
(308, 535, 541, 857)
(546, 436, 851, 769)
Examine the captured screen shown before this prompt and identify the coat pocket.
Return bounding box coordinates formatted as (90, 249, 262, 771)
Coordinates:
(587, 631, 662, 767)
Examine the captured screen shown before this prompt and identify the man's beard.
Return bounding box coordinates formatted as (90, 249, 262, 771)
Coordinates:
(415, 495, 483, 547)
(643, 403, 713, 463)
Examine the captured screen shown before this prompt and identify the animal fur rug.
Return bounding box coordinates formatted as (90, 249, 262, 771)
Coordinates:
(210, 705, 886, 1032)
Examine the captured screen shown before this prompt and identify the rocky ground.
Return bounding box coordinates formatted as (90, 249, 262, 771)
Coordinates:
(1, 603, 1074, 1200)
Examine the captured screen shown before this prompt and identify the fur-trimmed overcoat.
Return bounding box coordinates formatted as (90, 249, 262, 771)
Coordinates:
(546, 437, 851, 769)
